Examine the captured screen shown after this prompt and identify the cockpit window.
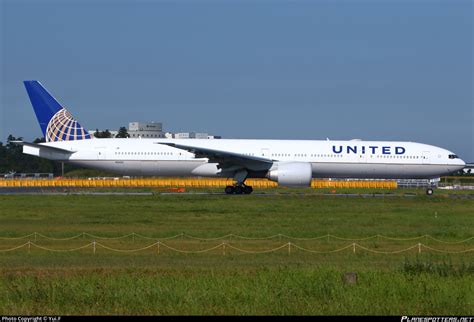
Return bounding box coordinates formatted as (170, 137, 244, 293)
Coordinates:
(448, 154, 459, 159)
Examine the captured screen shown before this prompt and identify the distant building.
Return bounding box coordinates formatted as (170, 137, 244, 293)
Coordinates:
(174, 132, 191, 139)
(193, 132, 209, 139)
(92, 121, 221, 139)
(128, 122, 165, 138)
(174, 132, 210, 139)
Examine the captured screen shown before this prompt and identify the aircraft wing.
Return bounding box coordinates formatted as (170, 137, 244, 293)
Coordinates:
(158, 142, 273, 171)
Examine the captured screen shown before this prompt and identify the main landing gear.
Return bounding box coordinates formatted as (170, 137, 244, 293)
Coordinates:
(225, 184, 253, 195)
(224, 169, 253, 194)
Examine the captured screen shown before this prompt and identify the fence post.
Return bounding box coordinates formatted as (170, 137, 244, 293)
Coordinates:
(418, 243, 421, 254)
(223, 243, 226, 256)
(93, 241, 96, 254)
(353, 243, 356, 254)
(157, 241, 160, 255)
(28, 241, 31, 254)
(288, 242, 291, 255)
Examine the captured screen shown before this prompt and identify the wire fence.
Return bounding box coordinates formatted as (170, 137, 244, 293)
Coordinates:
(0, 232, 472, 244)
(0, 241, 473, 255)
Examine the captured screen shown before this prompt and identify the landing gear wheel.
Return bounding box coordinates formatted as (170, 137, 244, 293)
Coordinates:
(234, 186, 244, 195)
(426, 188, 434, 196)
(225, 186, 235, 195)
(243, 186, 253, 195)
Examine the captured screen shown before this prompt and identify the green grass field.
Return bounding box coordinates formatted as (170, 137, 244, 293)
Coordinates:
(0, 191, 473, 315)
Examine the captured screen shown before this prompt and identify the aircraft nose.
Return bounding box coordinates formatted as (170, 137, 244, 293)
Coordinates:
(457, 158, 466, 170)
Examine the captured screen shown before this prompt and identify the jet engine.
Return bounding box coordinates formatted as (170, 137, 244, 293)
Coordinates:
(266, 162, 312, 187)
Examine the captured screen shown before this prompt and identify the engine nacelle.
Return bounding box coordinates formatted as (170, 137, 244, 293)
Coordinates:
(266, 162, 312, 187)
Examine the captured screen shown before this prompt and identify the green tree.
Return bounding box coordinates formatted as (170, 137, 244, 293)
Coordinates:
(103, 129, 112, 138)
(94, 129, 112, 139)
(115, 127, 130, 138)
(33, 137, 46, 143)
(0, 141, 7, 173)
(0, 135, 72, 175)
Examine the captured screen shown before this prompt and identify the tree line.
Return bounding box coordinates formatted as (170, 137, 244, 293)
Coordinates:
(0, 135, 62, 175)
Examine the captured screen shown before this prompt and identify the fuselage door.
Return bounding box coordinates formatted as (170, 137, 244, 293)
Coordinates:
(95, 147, 107, 160)
(261, 148, 271, 159)
(176, 149, 185, 161)
(422, 151, 430, 164)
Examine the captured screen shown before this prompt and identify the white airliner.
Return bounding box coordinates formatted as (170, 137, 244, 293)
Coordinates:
(17, 81, 466, 195)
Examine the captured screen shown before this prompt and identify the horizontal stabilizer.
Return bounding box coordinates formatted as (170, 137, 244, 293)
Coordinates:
(12, 141, 75, 160)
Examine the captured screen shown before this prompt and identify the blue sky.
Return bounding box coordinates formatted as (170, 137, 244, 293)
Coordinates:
(1, 0, 472, 160)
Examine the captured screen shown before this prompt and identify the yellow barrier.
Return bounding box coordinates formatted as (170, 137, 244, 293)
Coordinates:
(0, 178, 397, 189)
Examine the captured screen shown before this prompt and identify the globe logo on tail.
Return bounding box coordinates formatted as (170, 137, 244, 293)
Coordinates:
(45, 108, 91, 142)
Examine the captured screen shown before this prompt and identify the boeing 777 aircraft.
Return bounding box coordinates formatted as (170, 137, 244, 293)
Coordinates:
(17, 81, 466, 195)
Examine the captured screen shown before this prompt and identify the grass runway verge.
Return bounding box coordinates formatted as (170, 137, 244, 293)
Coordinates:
(0, 191, 473, 315)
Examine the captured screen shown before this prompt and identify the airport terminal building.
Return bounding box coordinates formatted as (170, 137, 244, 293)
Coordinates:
(128, 122, 166, 138)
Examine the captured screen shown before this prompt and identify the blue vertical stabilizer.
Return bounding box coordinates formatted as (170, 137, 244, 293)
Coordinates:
(23, 81, 91, 142)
